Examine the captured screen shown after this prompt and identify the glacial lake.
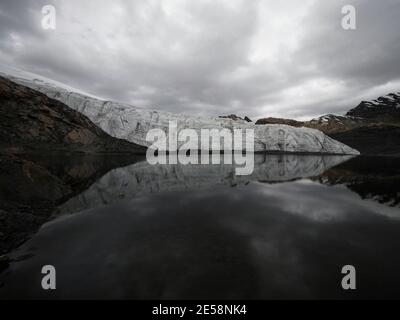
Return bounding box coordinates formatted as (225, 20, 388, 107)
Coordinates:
(1, 154, 400, 299)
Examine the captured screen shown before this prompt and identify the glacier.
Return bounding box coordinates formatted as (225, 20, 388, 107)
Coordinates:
(0, 65, 359, 155)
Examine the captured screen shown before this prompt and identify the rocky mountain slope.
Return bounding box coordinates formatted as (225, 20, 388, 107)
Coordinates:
(256, 117, 304, 127)
(306, 114, 363, 134)
(0, 75, 146, 254)
(219, 114, 252, 122)
(346, 93, 400, 121)
(256, 92, 400, 155)
(0, 75, 145, 255)
(0, 66, 359, 155)
(0, 76, 146, 155)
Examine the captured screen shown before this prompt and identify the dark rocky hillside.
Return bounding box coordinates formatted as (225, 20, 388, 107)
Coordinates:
(0, 76, 146, 155)
(346, 93, 400, 121)
(256, 92, 400, 155)
(255, 117, 303, 127)
(0, 76, 147, 256)
(330, 124, 400, 156)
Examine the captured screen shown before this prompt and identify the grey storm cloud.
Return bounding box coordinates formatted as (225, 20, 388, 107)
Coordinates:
(0, 0, 400, 120)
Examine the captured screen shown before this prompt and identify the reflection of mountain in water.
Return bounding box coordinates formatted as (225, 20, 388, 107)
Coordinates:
(2, 162, 400, 299)
(57, 154, 354, 214)
(0, 154, 144, 253)
(2, 153, 398, 255)
(314, 156, 400, 208)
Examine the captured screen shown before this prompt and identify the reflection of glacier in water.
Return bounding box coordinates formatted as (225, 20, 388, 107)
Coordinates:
(58, 154, 354, 214)
(3, 156, 400, 300)
(4, 154, 400, 300)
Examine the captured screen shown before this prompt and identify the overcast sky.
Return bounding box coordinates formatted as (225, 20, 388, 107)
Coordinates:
(0, 0, 400, 120)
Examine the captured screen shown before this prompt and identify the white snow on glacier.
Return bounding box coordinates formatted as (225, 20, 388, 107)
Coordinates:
(0, 65, 359, 155)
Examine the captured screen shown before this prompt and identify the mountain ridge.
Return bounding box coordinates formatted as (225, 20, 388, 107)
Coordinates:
(256, 92, 400, 155)
(0, 66, 359, 155)
(0, 76, 146, 155)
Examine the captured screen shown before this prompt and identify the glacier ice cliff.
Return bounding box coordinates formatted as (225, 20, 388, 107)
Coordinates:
(0, 66, 359, 155)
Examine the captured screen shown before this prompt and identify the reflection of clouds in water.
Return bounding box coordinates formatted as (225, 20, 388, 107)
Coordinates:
(214, 184, 400, 299)
(2, 182, 400, 299)
(256, 182, 351, 222)
(253, 181, 400, 222)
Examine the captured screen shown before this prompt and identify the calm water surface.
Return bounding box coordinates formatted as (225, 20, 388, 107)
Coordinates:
(1, 155, 399, 299)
